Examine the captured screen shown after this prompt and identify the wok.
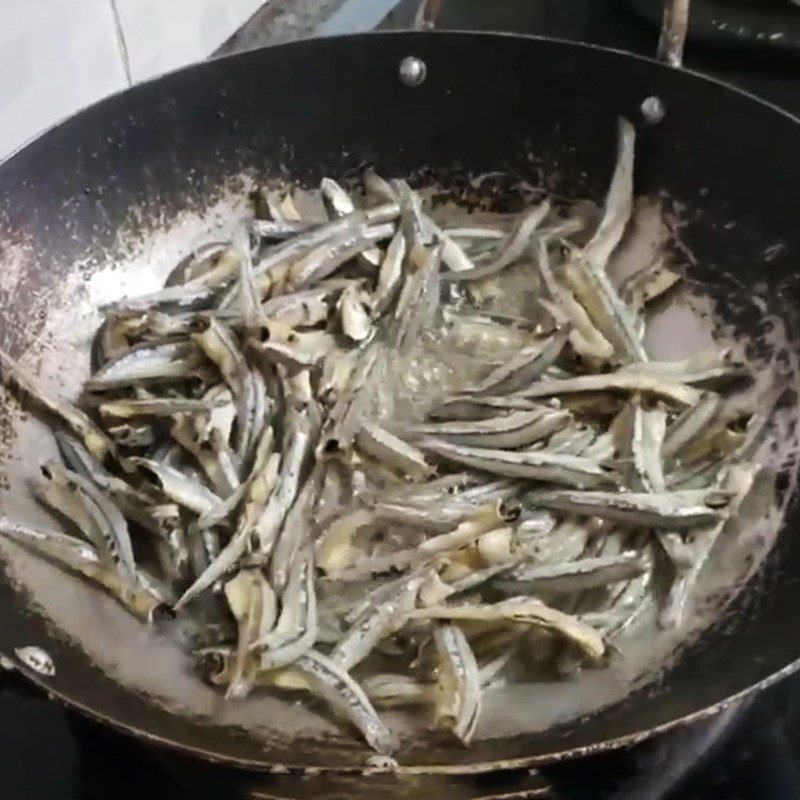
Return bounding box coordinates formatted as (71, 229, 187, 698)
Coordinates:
(0, 21, 800, 784)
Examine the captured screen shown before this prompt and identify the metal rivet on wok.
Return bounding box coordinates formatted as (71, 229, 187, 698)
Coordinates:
(15, 646, 55, 677)
(641, 95, 666, 124)
(399, 56, 427, 87)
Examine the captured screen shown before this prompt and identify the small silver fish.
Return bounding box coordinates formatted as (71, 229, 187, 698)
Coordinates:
(254, 204, 398, 293)
(399, 408, 571, 450)
(38, 462, 137, 583)
(85, 341, 202, 390)
(260, 284, 338, 327)
(328, 502, 516, 580)
(337, 284, 373, 343)
(391, 242, 444, 354)
(527, 489, 726, 528)
(663, 392, 722, 461)
(430, 394, 546, 421)
(497, 552, 647, 595)
(410, 597, 605, 661)
(463, 330, 570, 396)
(0, 350, 113, 461)
(330, 574, 423, 670)
(419, 439, 617, 488)
(0, 518, 164, 623)
(99, 397, 220, 418)
(128, 458, 223, 517)
(295, 650, 399, 755)
(286, 224, 395, 290)
(516, 371, 702, 407)
(355, 421, 433, 480)
(320, 177, 382, 266)
(107, 249, 241, 312)
(433, 624, 481, 745)
(442, 201, 550, 282)
(373, 231, 407, 315)
(254, 552, 317, 670)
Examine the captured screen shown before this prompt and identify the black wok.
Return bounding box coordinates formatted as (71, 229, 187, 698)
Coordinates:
(0, 28, 799, 781)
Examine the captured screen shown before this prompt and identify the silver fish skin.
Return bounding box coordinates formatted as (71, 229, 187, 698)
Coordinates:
(441, 201, 550, 282)
(497, 552, 647, 595)
(463, 330, 570, 396)
(515, 371, 702, 407)
(419, 439, 618, 489)
(398, 408, 571, 450)
(526, 489, 725, 528)
(433, 624, 482, 745)
(253, 202, 399, 282)
(38, 461, 137, 583)
(296, 650, 399, 755)
(0, 350, 113, 461)
(0, 518, 165, 622)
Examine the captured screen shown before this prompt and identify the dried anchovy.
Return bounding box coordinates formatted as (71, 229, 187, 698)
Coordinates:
(419, 439, 618, 488)
(526, 489, 727, 528)
(0, 121, 765, 757)
(399, 408, 571, 450)
(295, 650, 399, 755)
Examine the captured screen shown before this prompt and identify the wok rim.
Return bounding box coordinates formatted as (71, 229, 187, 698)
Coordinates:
(6, 656, 800, 774)
(1, 29, 799, 774)
(2, 29, 800, 173)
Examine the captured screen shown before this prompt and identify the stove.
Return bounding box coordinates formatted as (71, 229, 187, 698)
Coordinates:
(5, 2, 800, 799)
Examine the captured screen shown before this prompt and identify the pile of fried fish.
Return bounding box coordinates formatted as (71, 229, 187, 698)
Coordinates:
(0, 119, 765, 755)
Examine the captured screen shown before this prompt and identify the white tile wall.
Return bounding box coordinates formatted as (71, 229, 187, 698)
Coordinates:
(0, 0, 266, 159)
(113, 0, 265, 82)
(0, 0, 127, 158)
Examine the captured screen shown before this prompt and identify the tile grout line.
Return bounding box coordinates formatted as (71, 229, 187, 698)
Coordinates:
(108, 0, 133, 86)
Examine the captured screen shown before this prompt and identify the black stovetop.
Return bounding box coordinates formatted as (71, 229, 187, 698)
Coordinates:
(6, 2, 800, 798)
(4, 664, 800, 800)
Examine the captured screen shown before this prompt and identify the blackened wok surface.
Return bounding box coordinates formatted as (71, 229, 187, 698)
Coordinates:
(0, 32, 799, 772)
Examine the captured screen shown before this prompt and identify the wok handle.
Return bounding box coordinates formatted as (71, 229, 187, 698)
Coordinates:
(657, 0, 690, 67)
(414, 0, 444, 31)
(413, 0, 691, 69)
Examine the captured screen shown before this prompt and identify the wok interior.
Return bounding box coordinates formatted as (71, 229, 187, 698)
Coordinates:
(0, 34, 799, 770)
(0, 175, 796, 757)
